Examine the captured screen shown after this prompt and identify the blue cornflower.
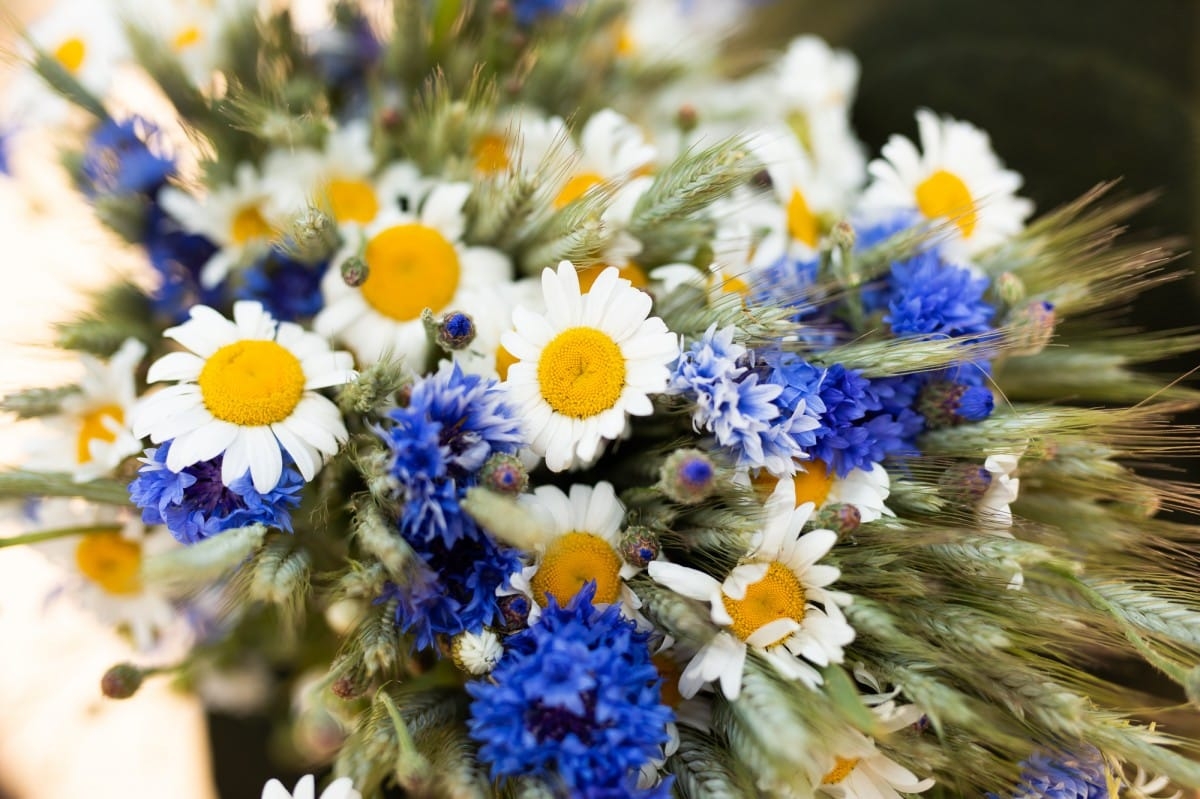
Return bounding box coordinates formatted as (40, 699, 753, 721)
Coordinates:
(143, 203, 223, 322)
(670, 326, 818, 474)
(383, 528, 525, 651)
(82, 117, 175, 197)
(748, 252, 822, 324)
(129, 442, 304, 545)
(997, 746, 1114, 799)
(467, 584, 673, 798)
(379, 362, 524, 546)
(885, 250, 995, 339)
(763, 353, 920, 475)
(237, 249, 328, 322)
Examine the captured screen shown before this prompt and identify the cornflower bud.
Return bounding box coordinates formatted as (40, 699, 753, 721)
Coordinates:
(659, 448, 717, 504)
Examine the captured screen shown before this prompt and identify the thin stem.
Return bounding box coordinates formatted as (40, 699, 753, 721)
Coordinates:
(0, 524, 120, 549)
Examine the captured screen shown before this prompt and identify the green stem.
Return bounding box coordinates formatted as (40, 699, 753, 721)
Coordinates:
(0, 470, 132, 504)
(0, 524, 119, 549)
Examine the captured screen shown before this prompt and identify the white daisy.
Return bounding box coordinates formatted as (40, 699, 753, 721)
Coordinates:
(32, 499, 182, 652)
(5, 0, 129, 123)
(503, 481, 646, 625)
(861, 109, 1034, 258)
(158, 161, 306, 287)
(748, 458, 893, 525)
(549, 109, 657, 209)
(648, 479, 855, 699)
(450, 627, 505, 676)
(613, 0, 739, 69)
(25, 337, 146, 481)
(123, 0, 246, 88)
(132, 300, 356, 493)
(314, 179, 512, 367)
(262, 775, 361, 799)
(501, 261, 679, 472)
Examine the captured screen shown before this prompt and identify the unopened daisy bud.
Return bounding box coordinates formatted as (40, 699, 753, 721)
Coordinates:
(995, 272, 1026, 307)
(1005, 300, 1056, 357)
(829, 219, 856, 252)
(435, 311, 476, 351)
(659, 448, 717, 504)
(341, 256, 369, 287)
(101, 662, 144, 699)
(917, 381, 994, 429)
(810, 503, 861, 538)
(331, 674, 364, 700)
(479, 452, 528, 496)
(938, 463, 993, 504)
(619, 525, 661, 568)
(676, 104, 698, 134)
(451, 628, 504, 675)
(285, 207, 338, 262)
(496, 593, 531, 634)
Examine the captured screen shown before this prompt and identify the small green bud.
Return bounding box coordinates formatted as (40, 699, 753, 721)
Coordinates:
(658, 449, 717, 504)
(995, 272, 1026, 307)
(341, 256, 369, 287)
(810, 503, 861, 538)
(619, 525, 661, 568)
(479, 453, 528, 496)
(101, 663, 144, 699)
(1005, 300, 1056, 357)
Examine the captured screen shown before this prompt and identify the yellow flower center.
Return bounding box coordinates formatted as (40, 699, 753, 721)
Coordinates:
(473, 133, 510, 174)
(754, 459, 835, 506)
(75, 531, 142, 595)
(537, 327, 626, 419)
(554, 171, 605, 209)
(76, 403, 124, 465)
(172, 26, 203, 51)
(326, 177, 380, 225)
(822, 756, 861, 785)
(915, 169, 977, 238)
(577, 262, 648, 293)
(786, 188, 819, 248)
(722, 561, 807, 645)
(530, 532, 623, 607)
(716, 272, 751, 296)
(495, 342, 519, 382)
(359, 223, 461, 321)
(230, 205, 272, 245)
(615, 22, 636, 56)
(652, 653, 685, 709)
(54, 37, 86, 74)
(198, 340, 306, 426)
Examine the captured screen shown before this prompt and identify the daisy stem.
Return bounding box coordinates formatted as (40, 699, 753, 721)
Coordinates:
(0, 524, 119, 549)
(0, 470, 133, 504)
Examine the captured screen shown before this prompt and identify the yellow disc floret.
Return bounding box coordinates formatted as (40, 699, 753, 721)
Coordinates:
(472, 133, 510, 174)
(172, 26, 202, 51)
(537, 327, 626, 419)
(722, 561, 807, 645)
(76, 403, 124, 465)
(326, 178, 380, 225)
(554, 171, 605, 209)
(822, 756, 861, 785)
(531, 531, 623, 607)
(75, 531, 142, 595)
(360, 224, 461, 321)
(786, 188, 819, 248)
(198, 340, 306, 426)
(915, 169, 977, 238)
(792, 459, 834, 507)
(54, 37, 87, 73)
(230, 205, 272, 245)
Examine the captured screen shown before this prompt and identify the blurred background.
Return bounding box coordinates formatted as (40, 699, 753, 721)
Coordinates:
(1, 0, 1198, 796)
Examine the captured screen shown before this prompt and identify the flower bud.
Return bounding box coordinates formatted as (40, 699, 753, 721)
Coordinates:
(917, 381, 994, 429)
(676, 104, 698, 134)
(496, 593, 531, 634)
(810, 503, 861, 538)
(480, 453, 528, 496)
(341, 256, 369, 287)
(938, 463, 993, 505)
(829, 220, 856, 252)
(101, 662, 144, 699)
(658, 448, 716, 504)
(994, 272, 1026, 308)
(1005, 300, 1056, 357)
(436, 311, 476, 350)
(619, 525, 661, 568)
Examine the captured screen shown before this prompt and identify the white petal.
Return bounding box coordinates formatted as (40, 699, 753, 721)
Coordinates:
(245, 426, 284, 492)
(166, 421, 239, 468)
(647, 561, 721, 600)
(145, 352, 205, 384)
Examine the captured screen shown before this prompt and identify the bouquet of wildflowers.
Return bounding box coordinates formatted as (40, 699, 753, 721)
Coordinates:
(3, 0, 1200, 796)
